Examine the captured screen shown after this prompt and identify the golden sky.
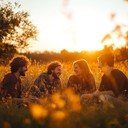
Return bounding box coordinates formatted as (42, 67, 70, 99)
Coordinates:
(4, 0, 128, 52)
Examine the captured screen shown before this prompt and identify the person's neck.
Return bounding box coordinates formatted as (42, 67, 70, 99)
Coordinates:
(105, 66, 114, 76)
(48, 74, 54, 82)
(14, 72, 20, 79)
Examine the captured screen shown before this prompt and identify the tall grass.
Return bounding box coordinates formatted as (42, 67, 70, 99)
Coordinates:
(0, 61, 128, 128)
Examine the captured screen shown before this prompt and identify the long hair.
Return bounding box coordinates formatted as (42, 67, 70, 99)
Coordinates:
(73, 59, 96, 92)
(10, 55, 30, 73)
(73, 59, 93, 80)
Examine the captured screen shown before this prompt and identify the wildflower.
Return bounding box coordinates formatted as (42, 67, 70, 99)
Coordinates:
(51, 110, 66, 121)
(30, 104, 48, 120)
(51, 93, 65, 108)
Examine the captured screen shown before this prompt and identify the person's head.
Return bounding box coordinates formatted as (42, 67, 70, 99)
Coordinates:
(47, 61, 62, 79)
(97, 53, 114, 72)
(98, 53, 114, 67)
(73, 59, 92, 77)
(10, 55, 30, 76)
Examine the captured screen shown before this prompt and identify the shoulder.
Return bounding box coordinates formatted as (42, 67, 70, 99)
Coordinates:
(68, 75, 79, 83)
(1, 73, 17, 86)
(112, 69, 123, 73)
(68, 75, 78, 80)
(111, 69, 128, 83)
(112, 69, 127, 77)
(34, 72, 48, 84)
(40, 72, 47, 77)
(4, 73, 15, 80)
(36, 72, 48, 79)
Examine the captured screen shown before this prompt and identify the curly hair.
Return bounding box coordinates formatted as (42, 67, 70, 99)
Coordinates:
(47, 61, 62, 74)
(10, 55, 30, 73)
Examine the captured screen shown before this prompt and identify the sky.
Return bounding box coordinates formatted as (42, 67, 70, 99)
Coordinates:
(3, 0, 128, 52)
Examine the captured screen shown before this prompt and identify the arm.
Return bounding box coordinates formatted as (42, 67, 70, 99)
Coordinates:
(93, 90, 115, 97)
(81, 89, 114, 101)
(34, 74, 48, 93)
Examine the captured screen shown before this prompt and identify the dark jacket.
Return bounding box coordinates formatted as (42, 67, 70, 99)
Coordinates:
(99, 69, 128, 97)
(0, 73, 21, 98)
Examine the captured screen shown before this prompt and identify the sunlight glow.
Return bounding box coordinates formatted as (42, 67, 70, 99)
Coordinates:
(27, 0, 128, 52)
(30, 104, 48, 119)
(29, 12, 112, 52)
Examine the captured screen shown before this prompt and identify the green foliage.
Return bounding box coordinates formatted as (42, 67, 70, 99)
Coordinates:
(23, 46, 128, 64)
(101, 12, 128, 48)
(0, 1, 37, 51)
(0, 43, 17, 65)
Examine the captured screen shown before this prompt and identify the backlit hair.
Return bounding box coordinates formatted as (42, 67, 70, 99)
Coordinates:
(47, 61, 61, 74)
(73, 59, 92, 79)
(10, 55, 30, 73)
(98, 53, 114, 67)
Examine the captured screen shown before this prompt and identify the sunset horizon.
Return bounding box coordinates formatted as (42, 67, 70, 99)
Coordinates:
(3, 0, 128, 53)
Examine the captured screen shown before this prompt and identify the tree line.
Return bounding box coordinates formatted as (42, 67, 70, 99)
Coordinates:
(0, 1, 128, 65)
(22, 45, 128, 64)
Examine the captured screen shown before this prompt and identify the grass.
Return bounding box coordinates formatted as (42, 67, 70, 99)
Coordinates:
(0, 61, 128, 128)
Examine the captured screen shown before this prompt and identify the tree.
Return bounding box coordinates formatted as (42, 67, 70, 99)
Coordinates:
(0, 1, 38, 52)
(0, 43, 17, 65)
(101, 19, 128, 48)
(101, 1, 128, 48)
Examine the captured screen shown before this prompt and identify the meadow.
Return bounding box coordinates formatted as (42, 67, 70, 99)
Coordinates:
(0, 61, 128, 128)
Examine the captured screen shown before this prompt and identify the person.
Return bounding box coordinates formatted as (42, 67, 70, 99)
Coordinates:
(0, 55, 30, 99)
(67, 59, 96, 96)
(32, 61, 62, 97)
(81, 53, 128, 105)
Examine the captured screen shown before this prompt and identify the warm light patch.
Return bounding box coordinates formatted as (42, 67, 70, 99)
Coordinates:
(51, 110, 66, 121)
(63, 88, 81, 111)
(30, 104, 48, 119)
(51, 93, 66, 108)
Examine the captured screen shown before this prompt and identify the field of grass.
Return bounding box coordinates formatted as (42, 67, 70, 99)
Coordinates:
(0, 61, 128, 128)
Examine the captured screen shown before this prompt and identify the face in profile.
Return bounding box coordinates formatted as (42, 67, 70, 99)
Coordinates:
(74, 63, 82, 76)
(98, 60, 107, 73)
(19, 66, 28, 76)
(52, 66, 62, 79)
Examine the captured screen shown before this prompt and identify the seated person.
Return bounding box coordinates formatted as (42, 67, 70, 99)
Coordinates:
(0, 55, 30, 99)
(32, 61, 62, 97)
(67, 59, 96, 96)
(81, 53, 128, 104)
